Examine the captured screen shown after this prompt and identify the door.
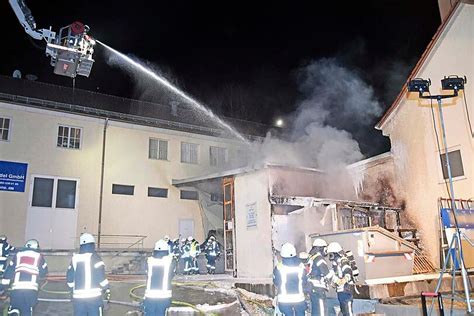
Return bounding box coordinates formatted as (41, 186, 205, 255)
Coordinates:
(179, 219, 195, 240)
(26, 175, 79, 249)
(223, 177, 235, 272)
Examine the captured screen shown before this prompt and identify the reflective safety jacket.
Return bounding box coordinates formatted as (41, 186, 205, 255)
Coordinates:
(0, 240, 15, 270)
(308, 252, 332, 290)
(205, 241, 220, 257)
(145, 254, 174, 299)
(331, 256, 353, 293)
(273, 258, 307, 304)
(181, 243, 191, 258)
(190, 241, 200, 258)
(2, 249, 48, 291)
(67, 252, 109, 299)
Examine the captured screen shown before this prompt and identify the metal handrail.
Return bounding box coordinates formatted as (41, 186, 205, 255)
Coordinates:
(76, 234, 147, 251)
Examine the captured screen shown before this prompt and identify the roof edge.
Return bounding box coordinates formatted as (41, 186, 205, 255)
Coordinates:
(375, 0, 463, 130)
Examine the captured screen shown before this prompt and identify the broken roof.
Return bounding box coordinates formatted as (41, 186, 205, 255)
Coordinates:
(375, 0, 463, 130)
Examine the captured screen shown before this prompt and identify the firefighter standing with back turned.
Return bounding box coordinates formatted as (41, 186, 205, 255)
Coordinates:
(67, 233, 110, 316)
(1, 239, 48, 316)
(273, 242, 307, 316)
(143, 239, 175, 316)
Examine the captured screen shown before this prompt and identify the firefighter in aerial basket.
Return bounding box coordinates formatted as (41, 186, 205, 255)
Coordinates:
(307, 238, 333, 316)
(1, 239, 48, 316)
(67, 233, 110, 316)
(327, 242, 355, 316)
(143, 239, 175, 316)
(273, 243, 308, 316)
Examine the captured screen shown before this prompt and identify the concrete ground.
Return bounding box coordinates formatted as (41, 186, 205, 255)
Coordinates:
(1, 273, 470, 315)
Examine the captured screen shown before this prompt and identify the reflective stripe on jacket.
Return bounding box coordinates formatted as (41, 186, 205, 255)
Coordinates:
(275, 262, 305, 303)
(67, 252, 108, 299)
(145, 255, 174, 299)
(4, 249, 47, 291)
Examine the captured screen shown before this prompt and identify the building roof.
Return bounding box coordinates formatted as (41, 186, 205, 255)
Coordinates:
(172, 162, 325, 187)
(375, 0, 462, 130)
(0, 75, 271, 139)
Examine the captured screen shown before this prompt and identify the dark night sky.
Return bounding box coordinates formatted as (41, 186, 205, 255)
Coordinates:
(0, 0, 442, 156)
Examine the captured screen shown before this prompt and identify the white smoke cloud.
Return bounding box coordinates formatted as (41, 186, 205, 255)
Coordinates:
(240, 58, 383, 198)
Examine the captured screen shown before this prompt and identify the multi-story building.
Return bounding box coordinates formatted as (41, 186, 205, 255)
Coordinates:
(0, 75, 267, 249)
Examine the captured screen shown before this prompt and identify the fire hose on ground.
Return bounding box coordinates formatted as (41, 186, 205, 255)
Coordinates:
(2, 278, 214, 315)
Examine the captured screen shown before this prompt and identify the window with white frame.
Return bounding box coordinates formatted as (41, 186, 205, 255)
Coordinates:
(57, 125, 82, 149)
(149, 138, 168, 160)
(181, 142, 199, 164)
(210, 146, 228, 167)
(0, 117, 11, 141)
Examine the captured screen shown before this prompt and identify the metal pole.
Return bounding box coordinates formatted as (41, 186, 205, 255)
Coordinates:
(97, 118, 109, 248)
(436, 97, 471, 313)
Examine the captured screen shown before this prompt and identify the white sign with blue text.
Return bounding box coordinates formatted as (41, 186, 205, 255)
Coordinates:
(0, 161, 28, 192)
(246, 202, 257, 229)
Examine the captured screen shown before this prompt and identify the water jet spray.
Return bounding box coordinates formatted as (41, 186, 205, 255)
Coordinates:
(97, 40, 248, 143)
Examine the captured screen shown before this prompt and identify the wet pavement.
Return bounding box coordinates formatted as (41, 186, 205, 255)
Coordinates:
(0, 276, 241, 315)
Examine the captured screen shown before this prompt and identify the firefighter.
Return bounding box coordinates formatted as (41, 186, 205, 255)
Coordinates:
(181, 237, 192, 275)
(1, 239, 48, 316)
(189, 237, 201, 274)
(273, 243, 307, 316)
(0, 235, 15, 277)
(163, 235, 173, 254)
(67, 233, 110, 316)
(171, 238, 181, 274)
(327, 242, 354, 316)
(204, 236, 220, 274)
(143, 239, 175, 316)
(307, 239, 332, 316)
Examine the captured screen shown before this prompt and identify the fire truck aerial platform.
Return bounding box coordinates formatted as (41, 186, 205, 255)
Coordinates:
(8, 0, 96, 78)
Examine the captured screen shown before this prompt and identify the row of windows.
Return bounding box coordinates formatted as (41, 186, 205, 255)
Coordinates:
(1, 117, 229, 167)
(112, 184, 199, 200)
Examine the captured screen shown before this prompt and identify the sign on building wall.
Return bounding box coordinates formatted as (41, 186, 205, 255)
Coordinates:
(0, 161, 28, 192)
(246, 202, 257, 229)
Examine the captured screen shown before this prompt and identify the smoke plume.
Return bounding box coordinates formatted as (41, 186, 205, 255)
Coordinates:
(244, 58, 383, 198)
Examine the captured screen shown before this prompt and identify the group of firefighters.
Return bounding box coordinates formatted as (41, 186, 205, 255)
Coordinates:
(0, 233, 220, 315)
(274, 239, 359, 316)
(1, 233, 357, 315)
(164, 234, 221, 275)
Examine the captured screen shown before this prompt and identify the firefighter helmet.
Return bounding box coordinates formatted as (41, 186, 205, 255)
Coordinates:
(25, 239, 39, 249)
(280, 243, 296, 258)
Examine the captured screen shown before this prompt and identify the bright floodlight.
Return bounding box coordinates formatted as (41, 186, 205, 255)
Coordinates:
(275, 118, 284, 127)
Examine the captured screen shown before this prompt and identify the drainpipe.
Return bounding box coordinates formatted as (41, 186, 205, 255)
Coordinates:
(97, 118, 109, 248)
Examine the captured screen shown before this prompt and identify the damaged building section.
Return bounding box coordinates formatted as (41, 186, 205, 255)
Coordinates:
(173, 163, 433, 299)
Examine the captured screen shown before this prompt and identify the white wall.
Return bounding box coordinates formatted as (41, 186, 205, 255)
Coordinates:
(380, 3, 474, 265)
(234, 169, 273, 278)
(0, 101, 244, 249)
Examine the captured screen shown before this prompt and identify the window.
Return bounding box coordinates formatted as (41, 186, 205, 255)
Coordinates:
(149, 139, 168, 160)
(181, 142, 199, 164)
(210, 146, 228, 167)
(31, 177, 77, 208)
(0, 117, 10, 141)
(57, 125, 82, 149)
(148, 187, 168, 198)
(180, 190, 199, 200)
(440, 150, 464, 179)
(56, 179, 77, 209)
(112, 184, 134, 195)
(32, 178, 54, 207)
